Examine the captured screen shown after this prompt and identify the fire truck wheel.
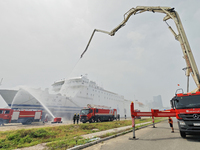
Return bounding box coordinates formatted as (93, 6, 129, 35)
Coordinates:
(108, 118, 111, 121)
(97, 118, 101, 122)
(89, 118, 95, 123)
(180, 131, 186, 138)
(22, 119, 33, 125)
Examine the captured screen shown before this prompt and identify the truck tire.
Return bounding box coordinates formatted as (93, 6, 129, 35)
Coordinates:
(180, 131, 186, 138)
(97, 118, 101, 122)
(22, 119, 33, 125)
(89, 118, 95, 123)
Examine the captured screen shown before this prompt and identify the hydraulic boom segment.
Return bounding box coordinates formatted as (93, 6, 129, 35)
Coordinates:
(81, 6, 200, 92)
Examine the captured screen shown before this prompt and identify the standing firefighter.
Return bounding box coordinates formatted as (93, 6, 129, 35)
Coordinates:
(117, 114, 120, 121)
(73, 113, 76, 124)
(168, 117, 174, 133)
(77, 113, 79, 124)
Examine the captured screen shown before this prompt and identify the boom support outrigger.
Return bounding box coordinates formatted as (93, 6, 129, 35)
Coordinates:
(81, 6, 200, 92)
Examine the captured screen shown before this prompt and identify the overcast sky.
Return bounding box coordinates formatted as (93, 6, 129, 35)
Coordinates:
(1, 0, 200, 107)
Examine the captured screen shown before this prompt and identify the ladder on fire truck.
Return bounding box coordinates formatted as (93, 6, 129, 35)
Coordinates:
(87, 104, 111, 109)
(80, 6, 200, 139)
(81, 6, 200, 93)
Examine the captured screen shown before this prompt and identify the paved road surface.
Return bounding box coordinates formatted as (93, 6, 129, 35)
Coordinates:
(83, 119, 200, 150)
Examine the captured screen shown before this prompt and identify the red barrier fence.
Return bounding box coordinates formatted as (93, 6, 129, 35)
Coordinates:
(129, 102, 176, 140)
(130, 102, 176, 118)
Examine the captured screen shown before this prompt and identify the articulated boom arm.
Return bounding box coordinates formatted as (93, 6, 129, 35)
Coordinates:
(81, 6, 200, 91)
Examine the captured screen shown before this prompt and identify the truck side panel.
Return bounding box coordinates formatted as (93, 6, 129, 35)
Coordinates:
(95, 109, 115, 121)
(11, 112, 20, 120)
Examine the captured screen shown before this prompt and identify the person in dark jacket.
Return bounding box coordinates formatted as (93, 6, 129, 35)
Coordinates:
(117, 114, 120, 120)
(168, 117, 174, 133)
(77, 113, 80, 124)
(73, 113, 76, 124)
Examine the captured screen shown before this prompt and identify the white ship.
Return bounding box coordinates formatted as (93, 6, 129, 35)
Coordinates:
(0, 75, 133, 119)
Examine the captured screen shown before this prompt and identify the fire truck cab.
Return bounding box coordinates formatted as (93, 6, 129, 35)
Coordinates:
(80, 104, 117, 123)
(171, 91, 200, 138)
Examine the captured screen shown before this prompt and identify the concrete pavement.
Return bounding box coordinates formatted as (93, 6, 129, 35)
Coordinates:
(82, 120, 200, 150)
(81, 121, 152, 139)
(68, 121, 160, 150)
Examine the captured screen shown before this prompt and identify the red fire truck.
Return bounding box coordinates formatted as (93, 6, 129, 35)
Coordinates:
(0, 108, 42, 125)
(82, 6, 200, 138)
(131, 91, 200, 138)
(170, 91, 200, 138)
(80, 104, 117, 123)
